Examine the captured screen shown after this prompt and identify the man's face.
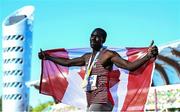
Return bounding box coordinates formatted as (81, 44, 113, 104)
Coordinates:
(90, 31, 104, 50)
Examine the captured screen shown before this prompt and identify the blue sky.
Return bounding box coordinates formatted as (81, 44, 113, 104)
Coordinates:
(0, 0, 180, 108)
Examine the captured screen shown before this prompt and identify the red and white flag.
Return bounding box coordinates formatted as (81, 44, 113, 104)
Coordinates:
(40, 47, 155, 111)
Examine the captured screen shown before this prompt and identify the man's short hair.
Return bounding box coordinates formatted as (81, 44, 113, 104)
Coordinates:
(93, 28, 107, 43)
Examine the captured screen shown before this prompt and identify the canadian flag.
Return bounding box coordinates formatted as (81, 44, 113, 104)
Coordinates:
(40, 47, 155, 111)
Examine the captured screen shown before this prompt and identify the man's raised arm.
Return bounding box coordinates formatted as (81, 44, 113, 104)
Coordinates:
(38, 50, 86, 67)
(111, 42, 158, 71)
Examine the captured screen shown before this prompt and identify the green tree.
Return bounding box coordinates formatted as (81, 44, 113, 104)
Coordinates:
(32, 101, 53, 112)
(28, 105, 33, 112)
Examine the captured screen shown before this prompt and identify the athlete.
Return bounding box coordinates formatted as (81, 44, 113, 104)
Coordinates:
(38, 28, 158, 111)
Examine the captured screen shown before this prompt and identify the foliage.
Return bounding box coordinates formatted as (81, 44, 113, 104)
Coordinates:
(31, 101, 54, 112)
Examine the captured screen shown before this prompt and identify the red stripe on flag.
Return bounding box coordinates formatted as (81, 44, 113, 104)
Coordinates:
(40, 48, 69, 102)
(121, 48, 154, 111)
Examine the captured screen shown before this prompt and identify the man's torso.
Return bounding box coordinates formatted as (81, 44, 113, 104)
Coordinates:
(85, 49, 114, 106)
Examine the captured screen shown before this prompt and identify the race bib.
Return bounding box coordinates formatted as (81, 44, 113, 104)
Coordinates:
(86, 75, 97, 91)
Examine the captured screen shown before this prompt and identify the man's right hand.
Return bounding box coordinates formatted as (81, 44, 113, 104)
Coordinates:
(38, 49, 48, 60)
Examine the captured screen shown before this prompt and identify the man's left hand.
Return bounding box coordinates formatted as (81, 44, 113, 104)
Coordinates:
(147, 46, 158, 58)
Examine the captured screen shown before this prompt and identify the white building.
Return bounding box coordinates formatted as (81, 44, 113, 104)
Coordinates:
(2, 6, 35, 112)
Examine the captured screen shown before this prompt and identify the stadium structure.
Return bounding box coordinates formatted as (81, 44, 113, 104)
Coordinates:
(152, 40, 180, 86)
(146, 40, 180, 111)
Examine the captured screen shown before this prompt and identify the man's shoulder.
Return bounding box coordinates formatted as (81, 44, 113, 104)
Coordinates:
(82, 52, 91, 57)
(104, 49, 118, 57)
(105, 49, 116, 54)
